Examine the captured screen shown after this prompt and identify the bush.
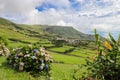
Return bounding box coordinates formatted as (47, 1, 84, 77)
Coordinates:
(0, 36, 10, 56)
(52, 39, 66, 47)
(7, 45, 53, 77)
(81, 29, 120, 80)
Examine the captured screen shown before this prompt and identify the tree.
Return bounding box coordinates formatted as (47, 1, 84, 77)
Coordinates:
(52, 39, 66, 47)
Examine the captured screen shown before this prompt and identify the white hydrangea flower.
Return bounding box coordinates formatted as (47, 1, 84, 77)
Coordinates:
(15, 54, 18, 58)
(39, 66, 44, 70)
(15, 56, 19, 59)
(33, 49, 39, 53)
(26, 51, 29, 53)
(24, 54, 30, 57)
(40, 47, 45, 52)
(19, 62, 24, 66)
(41, 63, 45, 67)
(31, 56, 37, 59)
(41, 52, 45, 56)
(50, 77, 53, 80)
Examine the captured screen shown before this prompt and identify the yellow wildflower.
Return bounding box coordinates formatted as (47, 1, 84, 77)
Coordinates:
(90, 55, 94, 61)
(104, 41, 112, 50)
(102, 52, 106, 55)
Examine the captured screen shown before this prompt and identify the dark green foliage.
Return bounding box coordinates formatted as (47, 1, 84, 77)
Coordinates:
(81, 29, 120, 80)
(64, 48, 75, 54)
(52, 39, 66, 47)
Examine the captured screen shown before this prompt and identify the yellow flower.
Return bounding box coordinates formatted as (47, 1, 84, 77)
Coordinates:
(102, 52, 106, 55)
(90, 55, 94, 61)
(104, 41, 112, 50)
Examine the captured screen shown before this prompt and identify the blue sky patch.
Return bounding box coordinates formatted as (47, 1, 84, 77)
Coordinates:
(36, 2, 57, 11)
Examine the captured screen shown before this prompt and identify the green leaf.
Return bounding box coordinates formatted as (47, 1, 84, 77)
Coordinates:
(94, 29, 97, 34)
(109, 60, 114, 63)
(109, 33, 116, 43)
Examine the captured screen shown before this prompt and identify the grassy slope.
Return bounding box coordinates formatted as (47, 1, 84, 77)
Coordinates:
(49, 51, 86, 64)
(0, 18, 96, 79)
(48, 46, 74, 53)
(43, 26, 96, 40)
(0, 28, 39, 47)
(69, 47, 97, 58)
(0, 18, 40, 47)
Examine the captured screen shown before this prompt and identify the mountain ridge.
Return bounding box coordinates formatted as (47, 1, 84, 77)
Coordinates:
(42, 25, 96, 40)
(0, 17, 98, 41)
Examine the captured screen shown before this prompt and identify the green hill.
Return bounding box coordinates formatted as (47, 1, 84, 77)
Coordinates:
(0, 17, 99, 41)
(43, 25, 96, 40)
(0, 18, 40, 47)
(0, 17, 14, 26)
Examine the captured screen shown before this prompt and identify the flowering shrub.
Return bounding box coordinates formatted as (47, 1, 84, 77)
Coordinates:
(81, 29, 120, 80)
(7, 45, 53, 77)
(0, 36, 10, 56)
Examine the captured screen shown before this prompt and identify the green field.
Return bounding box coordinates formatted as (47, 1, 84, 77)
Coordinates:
(48, 46, 74, 53)
(69, 47, 96, 58)
(0, 18, 97, 80)
(49, 51, 86, 64)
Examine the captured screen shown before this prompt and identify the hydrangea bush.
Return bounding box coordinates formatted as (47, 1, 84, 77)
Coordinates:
(0, 36, 10, 56)
(7, 45, 53, 77)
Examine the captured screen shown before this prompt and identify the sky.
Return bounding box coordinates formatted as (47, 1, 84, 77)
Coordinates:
(0, 0, 120, 39)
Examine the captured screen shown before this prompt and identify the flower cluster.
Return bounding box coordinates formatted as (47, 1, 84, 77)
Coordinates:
(7, 46, 53, 77)
(0, 36, 10, 56)
(0, 45, 10, 56)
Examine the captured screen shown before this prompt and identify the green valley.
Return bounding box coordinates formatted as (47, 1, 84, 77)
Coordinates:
(0, 18, 97, 80)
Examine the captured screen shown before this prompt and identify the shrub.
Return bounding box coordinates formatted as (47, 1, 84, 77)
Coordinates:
(52, 39, 66, 47)
(0, 36, 10, 56)
(81, 29, 120, 80)
(7, 45, 53, 78)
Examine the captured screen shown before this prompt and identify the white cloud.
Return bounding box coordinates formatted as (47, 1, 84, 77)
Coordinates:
(0, 0, 119, 38)
(57, 20, 67, 26)
(103, 0, 110, 2)
(0, 0, 42, 14)
(77, 0, 85, 2)
(92, 24, 113, 31)
(0, 0, 45, 23)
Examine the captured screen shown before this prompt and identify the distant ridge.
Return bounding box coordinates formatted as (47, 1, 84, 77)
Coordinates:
(43, 25, 96, 40)
(0, 17, 103, 41)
